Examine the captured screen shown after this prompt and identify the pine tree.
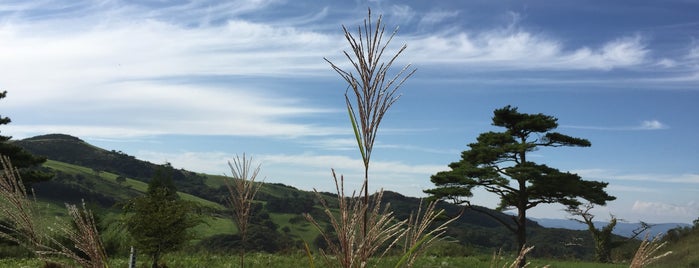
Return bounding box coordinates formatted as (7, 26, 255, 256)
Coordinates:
(123, 165, 200, 268)
(425, 105, 615, 267)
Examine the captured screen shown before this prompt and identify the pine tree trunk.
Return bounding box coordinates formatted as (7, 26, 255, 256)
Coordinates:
(516, 206, 527, 268)
(151, 251, 160, 268)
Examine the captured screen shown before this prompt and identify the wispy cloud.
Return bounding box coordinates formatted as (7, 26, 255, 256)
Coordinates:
(405, 30, 648, 70)
(388, 4, 415, 24)
(563, 120, 669, 131)
(574, 169, 699, 184)
(418, 10, 459, 27)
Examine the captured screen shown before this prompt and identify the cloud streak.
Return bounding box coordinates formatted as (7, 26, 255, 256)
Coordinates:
(563, 120, 669, 131)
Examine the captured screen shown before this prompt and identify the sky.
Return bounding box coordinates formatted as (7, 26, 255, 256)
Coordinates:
(1, 0, 698, 224)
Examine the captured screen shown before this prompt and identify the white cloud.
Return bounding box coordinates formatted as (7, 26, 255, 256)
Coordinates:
(631, 200, 699, 221)
(6, 81, 342, 139)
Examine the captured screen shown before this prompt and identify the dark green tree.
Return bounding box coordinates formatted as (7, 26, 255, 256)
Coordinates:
(0, 91, 52, 185)
(123, 165, 199, 268)
(147, 163, 178, 198)
(425, 105, 615, 267)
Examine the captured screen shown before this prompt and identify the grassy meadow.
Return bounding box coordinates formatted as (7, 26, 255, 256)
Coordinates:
(0, 253, 633, 268)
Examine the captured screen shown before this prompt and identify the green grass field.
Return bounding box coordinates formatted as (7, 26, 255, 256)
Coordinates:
(0, 253, 633, 268)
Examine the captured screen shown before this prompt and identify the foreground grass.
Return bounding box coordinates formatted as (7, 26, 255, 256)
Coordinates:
(0, 253, 632, 268)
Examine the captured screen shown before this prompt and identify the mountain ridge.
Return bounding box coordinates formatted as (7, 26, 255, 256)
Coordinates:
(532, 217, 689, 238)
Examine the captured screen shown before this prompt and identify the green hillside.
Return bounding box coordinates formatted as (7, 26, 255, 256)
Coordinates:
(12, 133, 611, 260)
(650, 221, 699, 267)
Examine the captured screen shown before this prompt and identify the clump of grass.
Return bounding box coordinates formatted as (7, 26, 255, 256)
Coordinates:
(629, 234, 671, 268)
(305, 170, 406, 268)
(0, 155, 46, 254)
(224, 153, 263, 268)
(44, 201, 108, 268)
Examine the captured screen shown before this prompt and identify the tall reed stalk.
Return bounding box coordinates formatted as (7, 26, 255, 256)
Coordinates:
(316, 8, 456, 267)
(325, 8, 416, 239)
(225, 154, 263, 268)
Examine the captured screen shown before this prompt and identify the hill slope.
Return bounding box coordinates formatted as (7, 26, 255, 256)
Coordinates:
(15, 133, 608, 258)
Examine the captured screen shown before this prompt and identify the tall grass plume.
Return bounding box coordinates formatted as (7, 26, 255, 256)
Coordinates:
(225, 153, 263, 268)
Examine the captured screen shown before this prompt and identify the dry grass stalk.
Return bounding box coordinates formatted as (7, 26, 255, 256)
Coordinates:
(325, 8, 416, 240)
(305, 169, 406, 268)
(43, 201, 108, 268)
(0, 155, 49, 256)
(489, 245, 541, 268)
(225, 153, 263, 268)
(400, 199, 459, 267)
(0, 155, 107, 267)
(629, 233, 672, 268)
(325, 8, 416, 168)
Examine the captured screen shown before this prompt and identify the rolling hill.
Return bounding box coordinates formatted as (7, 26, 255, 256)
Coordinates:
(12, 133, 617, 259)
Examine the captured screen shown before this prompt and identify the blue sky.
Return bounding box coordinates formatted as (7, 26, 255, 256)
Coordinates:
(1, 0, 698, 224)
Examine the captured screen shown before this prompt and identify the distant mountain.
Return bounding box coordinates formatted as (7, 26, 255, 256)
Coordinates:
(533, 217, 690, 238)
(13, 133, 609, 258)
